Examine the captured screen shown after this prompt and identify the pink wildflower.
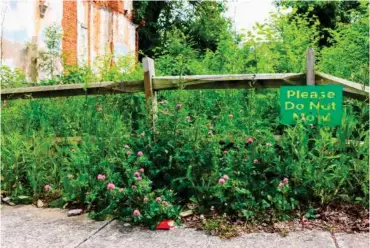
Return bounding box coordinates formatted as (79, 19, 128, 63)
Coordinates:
(163, 201, 169, 206)
(134, 172, 140, 177)
(247, 137, 254, 144)
(133, 209, 141, 216)
(137, 177, 142, 181)
(119, 188, 124, 193)
(218, 178, 225, 184)
(223, 175, 229, 180)
(107, 183, 115, 190)
(139, 168, 145, 173)
(156, 197, 162, 202)
(44, 184, 51, 191)
(97, 174, 106, 180)
(279, 182, 285, 189)
(228, 114, 233, 119)
(144, 197, 149, 202)
(253, 159, 259, 164)
(283, 178, 289, 184)
(137, 151, 143, 157)
(223, 150, 228, 154)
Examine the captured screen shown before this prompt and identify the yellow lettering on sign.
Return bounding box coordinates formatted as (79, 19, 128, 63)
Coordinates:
(328, 92, 335, 98)
(301, 92, 308, 99)
(331, 102, 336, 110)
(307, 115, 315, 121)
(287, 90, 295, 98)
(310, 102, 320, 110)
(321, 103, 332, 111)
(292, 113, 300, 120)
(309, 102, 336, 110)
(285, 102, 295, 110)
(320, 113, 331, 122)
(310, 92, 318, 98)
(296, 104, 304, 110)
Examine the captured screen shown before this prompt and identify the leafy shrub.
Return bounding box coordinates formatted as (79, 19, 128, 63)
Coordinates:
(0, 65, 27, 89)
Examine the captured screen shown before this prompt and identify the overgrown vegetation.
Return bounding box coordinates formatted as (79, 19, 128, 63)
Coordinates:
(1, 1, 368, 230)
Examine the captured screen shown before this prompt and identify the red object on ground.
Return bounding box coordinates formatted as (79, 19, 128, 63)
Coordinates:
(156, 220, 174, 230)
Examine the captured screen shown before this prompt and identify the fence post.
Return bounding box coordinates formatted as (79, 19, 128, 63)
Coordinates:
(143, 57, 158, 130)
(306, 48, 315, 85)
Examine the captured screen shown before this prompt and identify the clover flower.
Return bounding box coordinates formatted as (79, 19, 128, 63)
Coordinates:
(97, 174, 106, 180)
(107, 183, 115, 190)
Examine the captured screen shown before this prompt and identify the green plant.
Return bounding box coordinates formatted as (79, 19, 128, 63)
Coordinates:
(0, 65, 27, 88)
(203, 215, 239, 239)
(38, 24, 63, 79)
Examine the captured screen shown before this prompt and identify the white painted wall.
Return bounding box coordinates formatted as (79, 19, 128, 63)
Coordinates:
(1, 0, 63, 80)
(1, 0, 36, 69)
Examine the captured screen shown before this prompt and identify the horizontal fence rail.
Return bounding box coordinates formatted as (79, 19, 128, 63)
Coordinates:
(1, 72, 368, 100)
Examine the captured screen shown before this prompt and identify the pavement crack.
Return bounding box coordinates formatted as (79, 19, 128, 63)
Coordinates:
(330, 231, 340, 248)
(74, 218, 115, 248)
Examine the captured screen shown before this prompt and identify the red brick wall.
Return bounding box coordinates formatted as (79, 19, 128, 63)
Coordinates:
(108, 1, 124, 14)
(93, 1, 131, 18)
(62, 0, 78, 66)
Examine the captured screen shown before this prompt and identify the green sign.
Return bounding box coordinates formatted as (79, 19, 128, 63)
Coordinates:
(280, 85, 343, 126)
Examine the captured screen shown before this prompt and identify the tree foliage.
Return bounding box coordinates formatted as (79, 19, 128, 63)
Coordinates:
(275, 0, 366, 47)
(133, 1, 231, 58)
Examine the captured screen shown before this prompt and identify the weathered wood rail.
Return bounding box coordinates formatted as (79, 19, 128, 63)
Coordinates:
(1, 48, 368, 102)
(1, 72, 368, 100)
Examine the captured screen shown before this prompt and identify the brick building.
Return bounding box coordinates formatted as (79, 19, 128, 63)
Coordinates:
(1, 0, 138, 81)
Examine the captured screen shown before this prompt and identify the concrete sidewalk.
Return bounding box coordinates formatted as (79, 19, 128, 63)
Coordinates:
(1, 205, 368, 248)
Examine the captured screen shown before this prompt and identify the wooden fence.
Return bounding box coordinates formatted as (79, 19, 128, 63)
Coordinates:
(1, 49, 369, 101)
(1, 48, 368, 146)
